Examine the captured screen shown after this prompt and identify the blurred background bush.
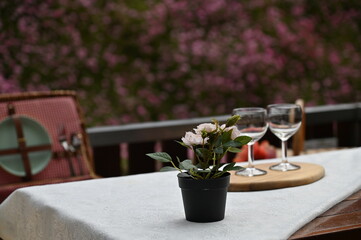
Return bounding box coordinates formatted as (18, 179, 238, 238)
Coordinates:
(1, 0, 360, 126)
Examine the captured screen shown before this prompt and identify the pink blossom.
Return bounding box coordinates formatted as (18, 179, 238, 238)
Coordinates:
(194, 123, 217, 134)
(182, 131, 208, 147)
(0, 0, 360, 126)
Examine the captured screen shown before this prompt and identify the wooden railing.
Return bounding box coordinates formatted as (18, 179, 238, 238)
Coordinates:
(87, 103, 361, 177)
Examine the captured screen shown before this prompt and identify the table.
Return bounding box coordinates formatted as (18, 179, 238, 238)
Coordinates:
(1, 148, 361, 240)
(290, 189, 361, 239)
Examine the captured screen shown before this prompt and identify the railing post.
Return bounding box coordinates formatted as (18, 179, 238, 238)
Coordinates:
(128, 141, 156, 174)
(93, 145, 121, 177)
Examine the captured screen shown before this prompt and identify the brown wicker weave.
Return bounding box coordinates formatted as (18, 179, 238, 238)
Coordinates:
(0, 90, 97, 203)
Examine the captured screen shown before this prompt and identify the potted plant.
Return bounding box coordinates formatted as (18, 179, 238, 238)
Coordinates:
(147, 115, 251, 222)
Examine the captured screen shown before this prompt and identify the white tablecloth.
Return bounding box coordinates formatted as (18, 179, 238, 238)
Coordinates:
(1, 148, 361, 240)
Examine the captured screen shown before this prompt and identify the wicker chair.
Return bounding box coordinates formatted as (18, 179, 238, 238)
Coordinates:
(0, 90, 96, 203)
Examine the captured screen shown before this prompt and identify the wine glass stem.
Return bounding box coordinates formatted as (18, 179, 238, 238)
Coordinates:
(281, 140, 288, 163)
(247, 143, 255, 168)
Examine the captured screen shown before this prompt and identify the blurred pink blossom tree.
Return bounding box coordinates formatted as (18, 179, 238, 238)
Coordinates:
(0, 0, 360, 126)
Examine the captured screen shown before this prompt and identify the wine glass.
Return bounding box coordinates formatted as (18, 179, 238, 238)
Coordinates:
(267, 104, 302, 171)
(232, 108, 268, 177)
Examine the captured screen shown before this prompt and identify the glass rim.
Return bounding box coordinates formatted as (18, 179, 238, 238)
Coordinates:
(266, 103, 301, 108)
(232, 107, 266, 113)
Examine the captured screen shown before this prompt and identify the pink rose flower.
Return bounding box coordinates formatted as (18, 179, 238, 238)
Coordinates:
(181, 131, 208, 147)
(194, 123, 217, 134)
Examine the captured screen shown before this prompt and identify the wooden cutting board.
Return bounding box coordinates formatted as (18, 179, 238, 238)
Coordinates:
(228, 162, 325, 191)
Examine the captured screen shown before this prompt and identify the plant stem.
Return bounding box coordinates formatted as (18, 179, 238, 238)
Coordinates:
(170, 160, 182, 173)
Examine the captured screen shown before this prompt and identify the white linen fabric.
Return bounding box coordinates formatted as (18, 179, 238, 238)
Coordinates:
(0, 148, 361, 240)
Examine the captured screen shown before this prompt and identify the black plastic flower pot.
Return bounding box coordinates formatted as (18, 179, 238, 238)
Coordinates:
(177, 172, 230, 222)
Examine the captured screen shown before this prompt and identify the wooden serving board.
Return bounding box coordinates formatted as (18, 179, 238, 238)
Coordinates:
(228, 162, 325, 192)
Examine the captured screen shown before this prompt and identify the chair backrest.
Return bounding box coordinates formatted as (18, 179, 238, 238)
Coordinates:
(0, 90, 95, 187)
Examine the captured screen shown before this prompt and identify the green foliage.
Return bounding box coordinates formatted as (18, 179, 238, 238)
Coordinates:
(223, 162, 243, 172)
(145, 152, 172, 162)
(147, 115, 251, 179)
(179, 160, 197, 171)
(1, 1, 361, 126)
(159, 166, 177, 172)
(225, 115, 240, 128)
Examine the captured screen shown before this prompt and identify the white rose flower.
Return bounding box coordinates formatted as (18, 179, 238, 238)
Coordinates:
(194, 123, 217, 134)
(181, 131, 208, 147)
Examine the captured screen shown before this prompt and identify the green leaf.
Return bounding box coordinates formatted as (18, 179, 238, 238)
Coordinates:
(196, 148, 211, 159)
(231, 166, 243, 171)
(214, 135, 222, 147)
(175, 140, 191, 149)
(234, 136, 252, 145)
(228, 147, 242, 153)
(222, 162, 236, 171)
(225, 115, 240, 127)
(214, 146, 224, 154)
(226, 165, 243, 171)
(222, 130, 232, 143)
(159, 166, 178, 172)
(195, 162, 203, 168)
(211, 171, 226, 179)
(146, 152, 172, 162)
(179, 160, 197, 170)
(223, 162, 243, 171)
(223, 140, 241, 148)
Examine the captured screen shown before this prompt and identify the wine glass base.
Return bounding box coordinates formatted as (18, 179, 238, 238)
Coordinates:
(269, 162, 301, 171)
(236, 167, 267, 177)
